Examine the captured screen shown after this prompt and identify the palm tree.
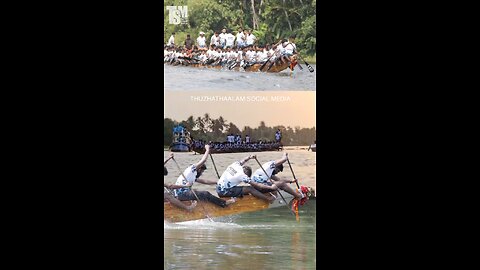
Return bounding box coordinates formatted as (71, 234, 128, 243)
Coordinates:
(203, 113, 213, 132)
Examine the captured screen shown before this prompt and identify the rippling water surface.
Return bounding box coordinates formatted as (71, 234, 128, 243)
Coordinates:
(164, 64, 316, 91)
(164, 149, 317, 270)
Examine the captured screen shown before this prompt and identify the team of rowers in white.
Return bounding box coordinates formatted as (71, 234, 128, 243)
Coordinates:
(163, 144, 306, 212)
(164, 27, 298, 69)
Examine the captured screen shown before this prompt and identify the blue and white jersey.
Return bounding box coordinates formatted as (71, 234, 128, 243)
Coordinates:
(252, 161, 276, 183)
(217, 161, 251, 191)
(174, 164, 197, 196)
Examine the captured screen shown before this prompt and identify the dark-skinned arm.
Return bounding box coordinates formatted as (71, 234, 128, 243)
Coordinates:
(274, 152, 288, 166)
(239, 154, 256, 166)
(196, 178, 218, 185)
(194, 144, 211, 170)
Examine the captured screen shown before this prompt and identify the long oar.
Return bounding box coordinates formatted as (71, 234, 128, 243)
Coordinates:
(254, 157, 294, 215)
(172, 158, 214, 222)
(209, 154, 221, 179)
(296, 54, 314, 73)
(164, 186, 175, 196)
(286, 157, 304, 221)
(164, 156, 174, 195)
(259, 53, 275, 71)
(296, 61, 304, 70)
(266, 59, 276, 71)
(286, 157, 300, 190)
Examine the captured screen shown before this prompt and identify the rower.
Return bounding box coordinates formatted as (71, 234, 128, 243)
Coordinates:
(225, 29, 235, 49)
(210, 31, 220, 47)
(245, 29, 256, 46)
(216, 155, 276, 202)
(219, 28, 227, 49)
(283, 35, 297, 63)
(167, 32, 175, 48)
(250, 153, 305, 208)
(197, 31, 207, 49)
(185, 34, 194, 51)
(171, 145, 235, 208)
(164, 153, 197, 211)
(275, 39, 289, 64)
(236, 27, 245, 48)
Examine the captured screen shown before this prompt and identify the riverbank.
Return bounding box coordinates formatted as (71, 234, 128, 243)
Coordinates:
(303, 54, 316, 64)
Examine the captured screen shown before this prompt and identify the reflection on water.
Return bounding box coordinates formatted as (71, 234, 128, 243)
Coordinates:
(164, 64, 316, 91)
(164, 149, 317, 270)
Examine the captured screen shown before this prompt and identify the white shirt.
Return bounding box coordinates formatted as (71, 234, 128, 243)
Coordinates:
(237, 51, 243, 60)
(236, 32, 245, 44)
(217, 161, 251, 190)
(210, 35, 219, 46)
(167, 35, 175, 46)
(225, 33, 235, 47)
(246, 50, 256, 61)
(252, 161, 276, 183)
(197, 36, 206, 47)
(246, 34, 256, 45)
(284, 43, 296, 54)
(256, 51, 268, 61)
(219, 33, 227, 44)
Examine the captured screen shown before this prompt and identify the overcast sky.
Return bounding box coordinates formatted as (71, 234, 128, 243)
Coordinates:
(164, 91, 316, 129)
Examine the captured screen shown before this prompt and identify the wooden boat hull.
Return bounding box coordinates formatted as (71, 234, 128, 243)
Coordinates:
(164, 189, 315, 223)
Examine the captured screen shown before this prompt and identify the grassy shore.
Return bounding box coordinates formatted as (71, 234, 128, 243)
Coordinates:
(303, 54, 316, 64)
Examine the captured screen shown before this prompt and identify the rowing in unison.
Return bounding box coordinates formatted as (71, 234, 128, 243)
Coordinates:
(163, 145, 315, 223)
(164, 29, 299, 72)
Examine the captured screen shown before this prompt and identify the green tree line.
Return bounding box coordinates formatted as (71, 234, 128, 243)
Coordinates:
(164, 114, 316, 146)
(164, 0, 316, 58)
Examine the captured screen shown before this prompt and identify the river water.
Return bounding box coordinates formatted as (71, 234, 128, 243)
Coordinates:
(163, 64, 316, 91)
(164, 149, 317, 269)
